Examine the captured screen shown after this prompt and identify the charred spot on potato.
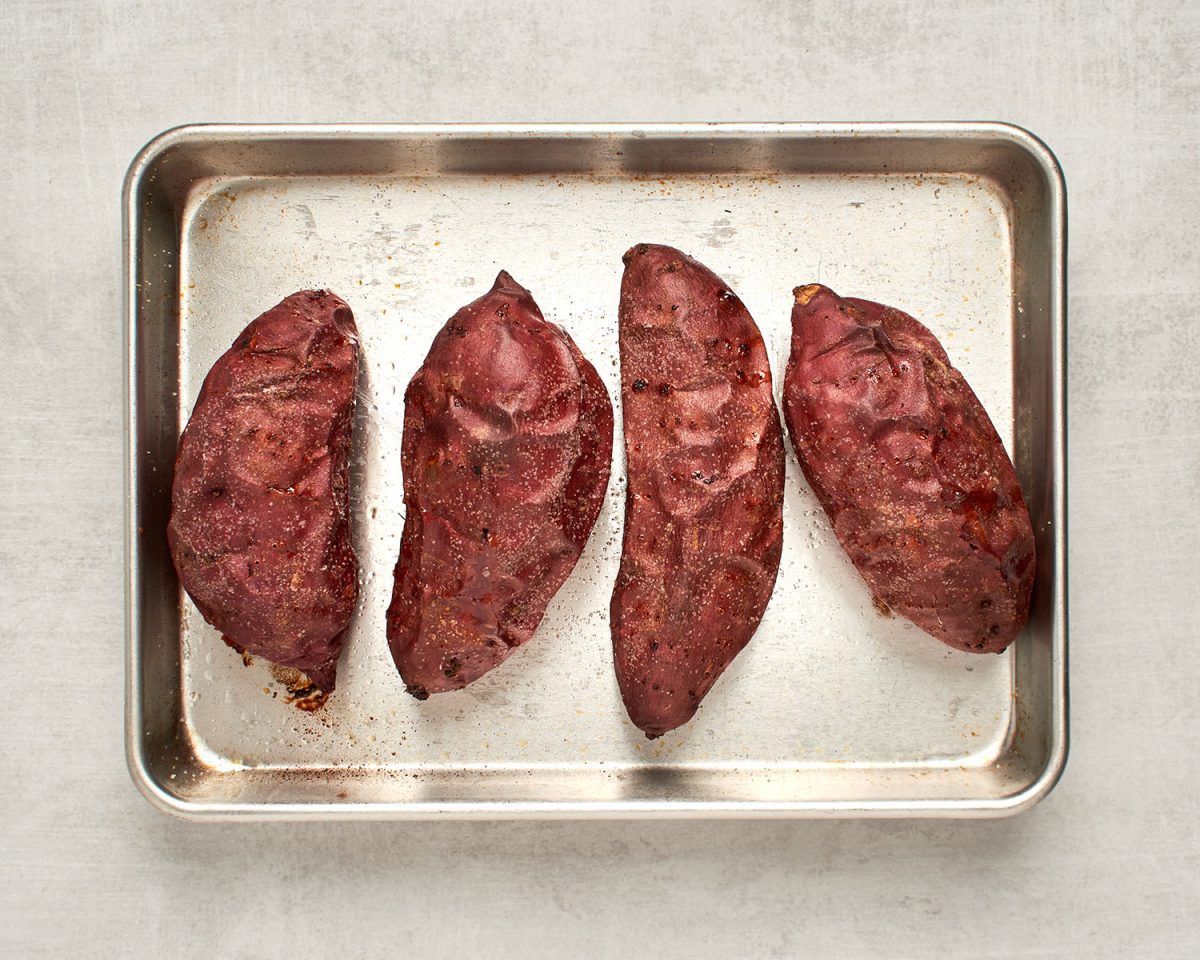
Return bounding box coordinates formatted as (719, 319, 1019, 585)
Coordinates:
(622, 243, 650, 266)
(289, 686, 329, 712)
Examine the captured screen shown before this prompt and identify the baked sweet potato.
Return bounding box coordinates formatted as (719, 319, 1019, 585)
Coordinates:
(783, 284, 1035, 654)
(168, 290, 360, 707)
(612, 244, 785, 738)
(386, 271, 613, 698)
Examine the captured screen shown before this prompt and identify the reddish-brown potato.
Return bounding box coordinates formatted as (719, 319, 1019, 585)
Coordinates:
(783, 284, 1035, 654)
(386, 272, 613, 698)
(168, 290, 360, 707)
(612, 244, 785, 738)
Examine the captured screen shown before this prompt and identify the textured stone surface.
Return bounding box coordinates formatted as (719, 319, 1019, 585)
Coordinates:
(1, 1, 1197, 957)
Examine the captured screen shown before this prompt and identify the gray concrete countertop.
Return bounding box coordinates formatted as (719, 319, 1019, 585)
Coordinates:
(2, 1, 1197, 957)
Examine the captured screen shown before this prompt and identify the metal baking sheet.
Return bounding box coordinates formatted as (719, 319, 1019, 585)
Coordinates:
(125, 123, 1066, 819)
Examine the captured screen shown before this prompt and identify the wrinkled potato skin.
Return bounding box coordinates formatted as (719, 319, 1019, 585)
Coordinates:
(783, 284, 1035, 654)
(612, 244, 785, 738)
(386, 272, 614, 698)
(168, 290, 360, 698)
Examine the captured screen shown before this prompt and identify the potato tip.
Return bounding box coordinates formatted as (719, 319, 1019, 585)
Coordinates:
(793, 284, 825, 306)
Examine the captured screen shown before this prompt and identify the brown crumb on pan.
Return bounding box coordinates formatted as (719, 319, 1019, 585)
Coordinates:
(269, 663, 329, 711)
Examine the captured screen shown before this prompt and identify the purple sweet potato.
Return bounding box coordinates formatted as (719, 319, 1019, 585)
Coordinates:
(783, 284, 1035, 654)
(612, 244, 785, 738)
(168, 290, 360, 707)
(386, 271, 613, 698)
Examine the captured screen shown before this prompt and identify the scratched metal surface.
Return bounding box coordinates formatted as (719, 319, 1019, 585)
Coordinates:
(127, 125, 1064, 816)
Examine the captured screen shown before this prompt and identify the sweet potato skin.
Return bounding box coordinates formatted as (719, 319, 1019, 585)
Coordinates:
(386, 272, 613, 698)
(168, 290, 360, 701)
(612, 244, 785, 738)
(783, 284, 1035, 654)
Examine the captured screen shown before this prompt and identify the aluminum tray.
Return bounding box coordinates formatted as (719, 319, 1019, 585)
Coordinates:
(125, 123, 1066, 819)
